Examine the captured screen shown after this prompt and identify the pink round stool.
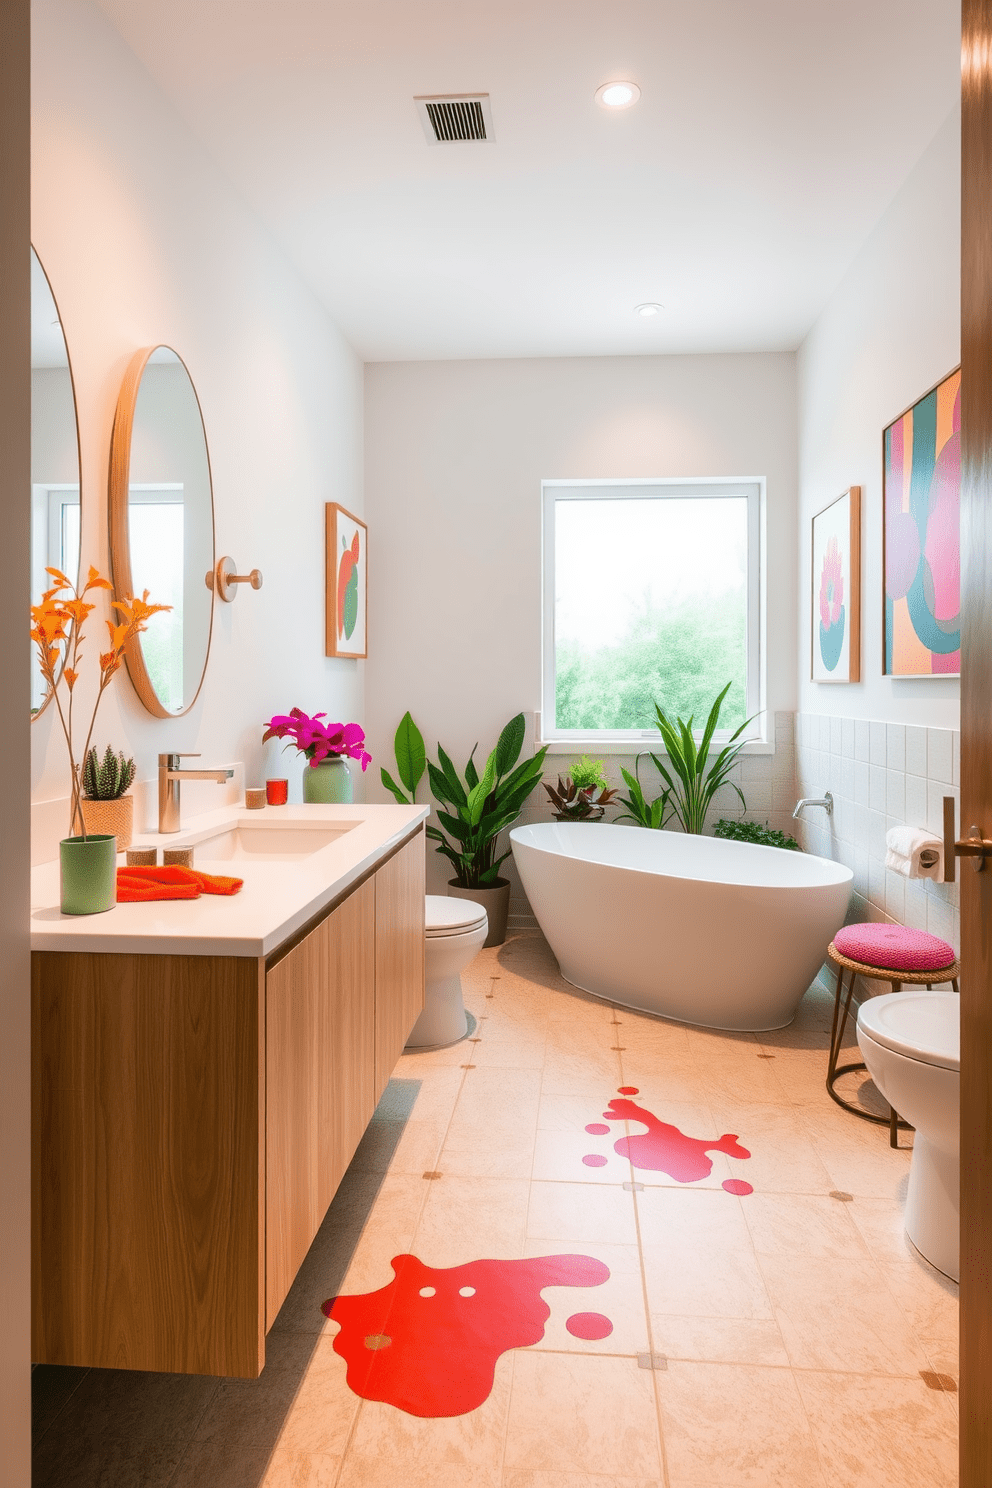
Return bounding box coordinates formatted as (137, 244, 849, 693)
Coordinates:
(826, 923, 960, 1146)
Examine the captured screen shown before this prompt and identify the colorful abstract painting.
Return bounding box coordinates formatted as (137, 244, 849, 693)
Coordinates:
(325, 503, 367, 659)
(811, 487, 861, 683)
(884, 369, 961, 676)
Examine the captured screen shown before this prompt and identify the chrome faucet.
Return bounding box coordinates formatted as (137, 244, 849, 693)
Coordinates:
(158, 752, 234, 834)
(793, 792, 833, 820)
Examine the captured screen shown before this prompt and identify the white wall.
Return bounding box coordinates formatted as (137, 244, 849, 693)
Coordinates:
(365, 352, 799, 896)
(30, 0, 366, 859)
(795, 106, 962, 968)
(797, 106, 961, 729)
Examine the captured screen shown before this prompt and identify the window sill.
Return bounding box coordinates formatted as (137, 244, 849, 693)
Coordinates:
(536, 737, 776, 757)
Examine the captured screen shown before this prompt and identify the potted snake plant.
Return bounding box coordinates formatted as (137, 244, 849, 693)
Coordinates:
(382, 710, 547, 946)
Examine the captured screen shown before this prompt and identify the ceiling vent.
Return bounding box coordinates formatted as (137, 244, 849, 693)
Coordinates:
(415, 94, 494, 145)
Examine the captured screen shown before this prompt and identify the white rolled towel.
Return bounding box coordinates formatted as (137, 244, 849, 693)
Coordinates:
(885, 824, 943, 879)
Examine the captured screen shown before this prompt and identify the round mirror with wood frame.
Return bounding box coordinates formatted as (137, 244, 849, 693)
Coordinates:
(109, 346, 216, 718)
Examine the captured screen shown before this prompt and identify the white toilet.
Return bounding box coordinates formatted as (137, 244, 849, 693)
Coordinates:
(405, 895, 489, 1050)
(857, 991, 960, 1281)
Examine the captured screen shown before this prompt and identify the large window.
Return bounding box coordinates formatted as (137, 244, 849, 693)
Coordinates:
(542, 480, 762, 742)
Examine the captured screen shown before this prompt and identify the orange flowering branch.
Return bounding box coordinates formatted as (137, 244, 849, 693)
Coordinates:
(30, 568, 170, 838)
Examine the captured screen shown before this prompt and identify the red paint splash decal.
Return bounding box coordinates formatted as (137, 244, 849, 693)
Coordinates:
(566, 1311, 613, 1340)
(322, 1253, 610, 1417)
(722, 1179, 754, 1196)
(603, 1097, 752, 1185)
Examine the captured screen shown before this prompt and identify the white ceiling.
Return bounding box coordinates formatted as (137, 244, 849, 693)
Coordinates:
(94, 0, 960, 363)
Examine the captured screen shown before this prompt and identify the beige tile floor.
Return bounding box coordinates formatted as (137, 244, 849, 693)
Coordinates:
(32, 930, 960, 1488)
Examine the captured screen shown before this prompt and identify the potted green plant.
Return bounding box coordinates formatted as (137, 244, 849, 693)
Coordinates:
(31, 566, 169, 914)
(645, 681, 758, 835)
(382, 711, 547, 946)
(79, 745, 137, 850)
(713, 819, 801, 851)
(615, 755, 670, 829)
(544, 755, 617, 821)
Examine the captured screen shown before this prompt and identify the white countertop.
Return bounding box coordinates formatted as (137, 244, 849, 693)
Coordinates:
(30, 803, 429, 958)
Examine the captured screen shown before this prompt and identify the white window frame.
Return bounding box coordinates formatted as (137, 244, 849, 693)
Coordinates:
(540, 477, 767, 753)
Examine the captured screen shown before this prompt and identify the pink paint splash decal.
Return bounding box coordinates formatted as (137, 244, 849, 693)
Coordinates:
(322, 1253, 610, 1417)
(598, 1087, 752, 1188)
(585, 1123, 610, 1135)
(582, 1154, 608, 1167)
(566, 1311, 613, 1340)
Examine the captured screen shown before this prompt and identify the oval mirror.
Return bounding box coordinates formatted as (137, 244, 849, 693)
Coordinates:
(31, 248, 82, 719)
(109, 347, 215, 717)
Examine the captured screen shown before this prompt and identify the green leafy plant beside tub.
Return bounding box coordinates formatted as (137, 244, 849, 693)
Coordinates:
(615, 757, 669, 830)
(381, 711, 427, 805)
(428, 713, 548, 889)
(82, 744, 136, 800)
(648, 680, 758, 836)
(714, 819, 801, 852)
(544, 755, 618, 821)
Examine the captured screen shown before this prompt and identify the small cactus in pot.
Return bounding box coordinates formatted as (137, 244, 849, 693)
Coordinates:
(544, 755, 618, 822)
(77, 744, 137, 849)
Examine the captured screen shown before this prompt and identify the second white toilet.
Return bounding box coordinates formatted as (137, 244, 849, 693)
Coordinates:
(405, 895, 489, 1050)
(857, 990, 960, 1281)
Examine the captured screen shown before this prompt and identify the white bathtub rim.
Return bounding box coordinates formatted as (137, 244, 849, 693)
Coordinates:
(510, 821, 853, 893)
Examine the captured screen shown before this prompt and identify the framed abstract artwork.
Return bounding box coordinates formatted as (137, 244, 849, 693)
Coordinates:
(811, 487, 861, 683)
(883, 368, 961, 677)
(325, 503, 368, 659)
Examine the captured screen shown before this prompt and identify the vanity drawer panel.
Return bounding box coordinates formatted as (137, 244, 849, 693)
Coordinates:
(32, 949, 265, 1378)
(373, 830, 426, 1098)
(265, 879, 375, 1330)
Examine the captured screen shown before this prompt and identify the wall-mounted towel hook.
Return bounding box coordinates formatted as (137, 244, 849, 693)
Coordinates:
(206, 556, 263, 603)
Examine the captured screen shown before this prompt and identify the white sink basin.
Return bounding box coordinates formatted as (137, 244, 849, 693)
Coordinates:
(190, 824, 354, 862)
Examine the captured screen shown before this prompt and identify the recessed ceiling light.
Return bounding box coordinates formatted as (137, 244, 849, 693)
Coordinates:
(635, 302, 663, 317)
(596, 81, 640, 110)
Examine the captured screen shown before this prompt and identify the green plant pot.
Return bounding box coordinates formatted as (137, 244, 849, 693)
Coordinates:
(302, 757, 353, 804)
(448, 878, 511, 948)
(60, 834, 117, 915)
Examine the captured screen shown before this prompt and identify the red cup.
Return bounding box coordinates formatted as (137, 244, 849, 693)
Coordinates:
(266, 778, 289, 806)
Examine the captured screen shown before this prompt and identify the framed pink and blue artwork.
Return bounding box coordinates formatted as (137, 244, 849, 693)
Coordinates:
(811, 487, 861, 683)
(883, 368, 961, 677)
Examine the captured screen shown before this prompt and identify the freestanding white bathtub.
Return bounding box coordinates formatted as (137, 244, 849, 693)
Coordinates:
(510, 822, 853, 1031)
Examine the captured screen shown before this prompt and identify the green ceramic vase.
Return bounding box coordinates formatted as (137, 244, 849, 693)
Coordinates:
(301, 757, 353, 804)
(60, 834, 117, 915)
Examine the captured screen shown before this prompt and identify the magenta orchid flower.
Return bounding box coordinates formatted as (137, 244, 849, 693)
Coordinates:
(262, 708, 372, 771)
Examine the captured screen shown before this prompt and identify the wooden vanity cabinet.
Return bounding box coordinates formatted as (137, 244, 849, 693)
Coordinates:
(32, 825, 425, 1378)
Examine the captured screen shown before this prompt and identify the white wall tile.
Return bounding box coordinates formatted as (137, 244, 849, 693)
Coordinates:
(905, 725, 927, 777)
(905, 773, 928, 831)
(903, 879, 929, 932)
(953, 731, 960, 786)
(868, 809, 887, 859)
(829, 715, 843, 754)
(853, 803, 868, 850)
(854, 760, 869, 807)
(885, 768, 905, 820)
(927, 893, 955, 949)
(855, 719, 870, 761)
(842, 717, 855, 758)
(884, 870, 905, 922)
(868, 764, 886, 812)
(885, 723, 906, 773)
(927, 727, 953, 784)
(869, 720, 887, 765)
(868, 856, 885, 909)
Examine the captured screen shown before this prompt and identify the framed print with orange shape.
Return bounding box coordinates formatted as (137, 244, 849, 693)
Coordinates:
(325, 503, 367, 659)
(883, 368, 960, 676)
(811, 487, 861, 683)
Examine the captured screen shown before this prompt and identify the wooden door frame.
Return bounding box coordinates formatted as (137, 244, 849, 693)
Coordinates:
(960, 3, 992, 1480)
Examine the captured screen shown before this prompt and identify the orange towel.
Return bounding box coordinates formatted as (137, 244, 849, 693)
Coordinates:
(116, 865, 244, 902)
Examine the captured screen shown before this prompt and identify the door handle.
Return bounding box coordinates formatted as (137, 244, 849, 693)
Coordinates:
(943, 794, 992, 879)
